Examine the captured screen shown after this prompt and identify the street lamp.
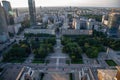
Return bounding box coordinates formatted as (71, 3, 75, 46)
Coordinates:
(106, 47, 109, 58)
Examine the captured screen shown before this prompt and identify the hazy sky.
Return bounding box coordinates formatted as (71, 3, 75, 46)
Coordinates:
(0, 0, 120, 8)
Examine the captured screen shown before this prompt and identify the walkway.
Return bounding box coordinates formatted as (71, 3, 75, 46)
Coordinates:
(47, 33, 69, 69)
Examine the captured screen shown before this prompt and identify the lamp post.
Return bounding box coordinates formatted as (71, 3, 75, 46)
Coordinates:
(106, 47, 109, 59)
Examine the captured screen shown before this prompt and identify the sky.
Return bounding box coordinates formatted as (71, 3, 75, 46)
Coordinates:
(0, 0, 120, 8)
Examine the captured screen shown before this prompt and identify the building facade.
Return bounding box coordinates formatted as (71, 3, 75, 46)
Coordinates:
(108, 13, 120, 29)
(107, 12, 120, 37)
(2, 0, 12, 14)
(28, 0, 36, 26)
(2, 0, 14, 25)
(25, 29, 55, 35)
(72, 18, 94, 30)
(0, 3, 8, 43)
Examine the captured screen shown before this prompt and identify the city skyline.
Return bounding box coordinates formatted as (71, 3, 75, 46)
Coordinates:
(0, 0, 120, 8)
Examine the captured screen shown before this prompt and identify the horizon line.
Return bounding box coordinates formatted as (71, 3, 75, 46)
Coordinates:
(12, 6, 120, 9)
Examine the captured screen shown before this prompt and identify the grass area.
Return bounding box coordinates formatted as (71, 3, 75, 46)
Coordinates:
(32, 58, 44, 64)
(69, 73, 73, 80)
(66, 59, 83, 64)
(105, 60, 117, 66)
(2, 58, 25, 63)
(71, 59, 83, 64)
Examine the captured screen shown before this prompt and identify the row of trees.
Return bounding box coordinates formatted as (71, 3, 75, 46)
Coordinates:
(24, 33, 55, 37)
(3, 40, 30, 62)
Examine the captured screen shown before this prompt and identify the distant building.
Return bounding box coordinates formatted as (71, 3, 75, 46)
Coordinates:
(28, 0, 36, 26)
(80, 20, 87, 30)
(14, 13, 29, 24)
(15, 8, 19, 17)
(107, 12, 120, 37)
(8, 23, 22, 34)
(72, 18, 94, 30)
(72, 18, 80, 29)
(0, 3, 8, 43)
(2, 0, 14, 25)
(87, 19, 95, 30)
(102, 14, 109, 25)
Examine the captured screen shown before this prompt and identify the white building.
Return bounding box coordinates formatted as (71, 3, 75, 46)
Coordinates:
(102, 15, 109, 26)
(72, 18, 94, 30)
(72, 18, 80, 29)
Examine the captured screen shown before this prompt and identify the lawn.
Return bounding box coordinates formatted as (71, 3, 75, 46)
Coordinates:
(32, 58, 44, 64)
(2, 58, 25, 63)
(71, 59, 83, 64)
(105, 60, 117, 66)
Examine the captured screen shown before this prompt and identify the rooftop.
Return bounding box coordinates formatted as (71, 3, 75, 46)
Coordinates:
(98, 69, 118, 80)
(0, 65, 23, 80)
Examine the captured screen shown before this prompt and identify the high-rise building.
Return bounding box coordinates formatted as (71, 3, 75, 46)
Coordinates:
(0, 3, 8, 43)
(15, 8, 19, 17)
(28, 0, 36, 26)
(2, 0, 12, 14)
(2, 0, 14, 25)
(108, 13, 120, 29)
(107, 12, 120, 37)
